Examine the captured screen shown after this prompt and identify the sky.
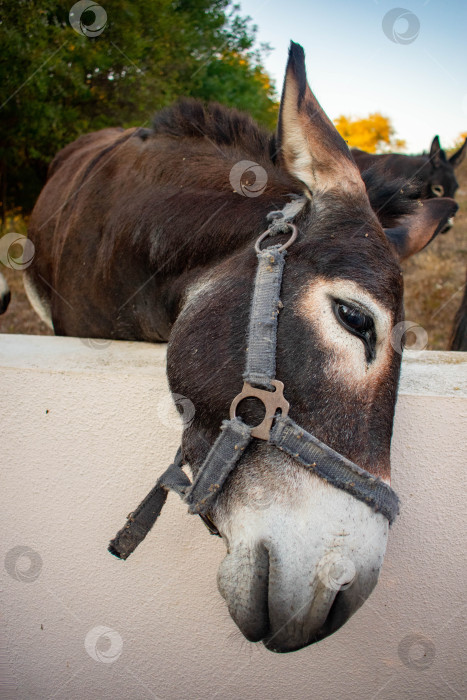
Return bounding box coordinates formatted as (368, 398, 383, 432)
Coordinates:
(237, 0, 467, 153)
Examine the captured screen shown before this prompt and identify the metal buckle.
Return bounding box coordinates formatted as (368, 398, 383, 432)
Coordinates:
(229, 380, 290, 441)
(254, 222, 298, 254)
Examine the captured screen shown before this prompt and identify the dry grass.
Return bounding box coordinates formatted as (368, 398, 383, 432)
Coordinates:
(0, 262, 53, 336)
(401, 158, 467, 349)
(0, 161, 466, 348)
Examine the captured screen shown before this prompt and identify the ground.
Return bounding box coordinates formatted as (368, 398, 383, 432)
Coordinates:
(0, 159, 466, 348)
(401, 161, 467, 349)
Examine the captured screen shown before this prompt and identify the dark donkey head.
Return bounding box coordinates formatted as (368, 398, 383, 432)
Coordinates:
(424, 134, 467, 199)
(352, 135, 466, 233)
(167, 43, 456, 652)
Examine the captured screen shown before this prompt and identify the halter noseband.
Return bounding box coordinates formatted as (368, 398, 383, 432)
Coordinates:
(109, 208, 399, 560)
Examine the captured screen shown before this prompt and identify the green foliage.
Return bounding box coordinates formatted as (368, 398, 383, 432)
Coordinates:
(193, 50, 278, 129)
(0, 0, 278, 213)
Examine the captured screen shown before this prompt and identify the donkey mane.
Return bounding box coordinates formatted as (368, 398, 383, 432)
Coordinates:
(149, 99, 420, 228)
(151, 98, 273, 159)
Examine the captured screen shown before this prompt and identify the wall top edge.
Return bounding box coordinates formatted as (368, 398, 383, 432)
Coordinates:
(0, 334, 466, 397)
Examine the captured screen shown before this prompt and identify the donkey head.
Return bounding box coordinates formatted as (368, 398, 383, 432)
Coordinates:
(167, 43, 456, 652)
(426, 134, 466, 199)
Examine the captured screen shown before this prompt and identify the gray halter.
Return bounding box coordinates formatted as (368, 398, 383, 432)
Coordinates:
(109, 207, 399, 560)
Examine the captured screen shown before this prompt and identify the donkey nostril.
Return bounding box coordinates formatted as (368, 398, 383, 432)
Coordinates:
(217, 541, 271, 643)
(322, 590, 352, 635)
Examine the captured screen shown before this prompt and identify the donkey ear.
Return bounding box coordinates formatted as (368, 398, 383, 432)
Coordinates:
(429, 135, 446, 166)
(385, 198, 458, 261)
(449, 137, 467, 168)
(276, 41, 364, 196)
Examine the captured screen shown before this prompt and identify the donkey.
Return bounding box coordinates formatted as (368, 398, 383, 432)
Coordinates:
(352, 135, 467, 201)
(0, 272, 10, 314)
(352, 135, 466, 237)
(450, 273, 467, 351)
(25, 42, 456, 653)
(353, 136, 467, 345)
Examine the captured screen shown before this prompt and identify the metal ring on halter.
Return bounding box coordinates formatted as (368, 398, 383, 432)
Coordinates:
(254, 222, 298, 254)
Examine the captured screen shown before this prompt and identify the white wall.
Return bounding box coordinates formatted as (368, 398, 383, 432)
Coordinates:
(1, 335, 466, 700)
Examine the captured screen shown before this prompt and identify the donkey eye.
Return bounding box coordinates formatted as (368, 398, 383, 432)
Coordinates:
(333, 300, 376, 362)
(431, 184, 444, 197)
(335, 302, 372, 334)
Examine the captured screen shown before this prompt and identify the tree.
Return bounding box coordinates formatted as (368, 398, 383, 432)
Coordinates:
(0, 0, 278, 216)
(192, 49, 278, 129)
(333, 113, 406, 153)
(451, 132, 467, 149)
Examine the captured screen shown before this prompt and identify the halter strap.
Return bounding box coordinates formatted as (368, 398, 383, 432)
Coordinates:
(109, 209, 399, 561)
(269, 415, 399, 524)
(108, 448, 189, 560)
(243, 245, 286, 390)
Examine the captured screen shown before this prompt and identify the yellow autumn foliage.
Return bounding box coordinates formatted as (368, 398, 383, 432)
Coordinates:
(452, 131, 467, 148)
(334, 113, 406, 153)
